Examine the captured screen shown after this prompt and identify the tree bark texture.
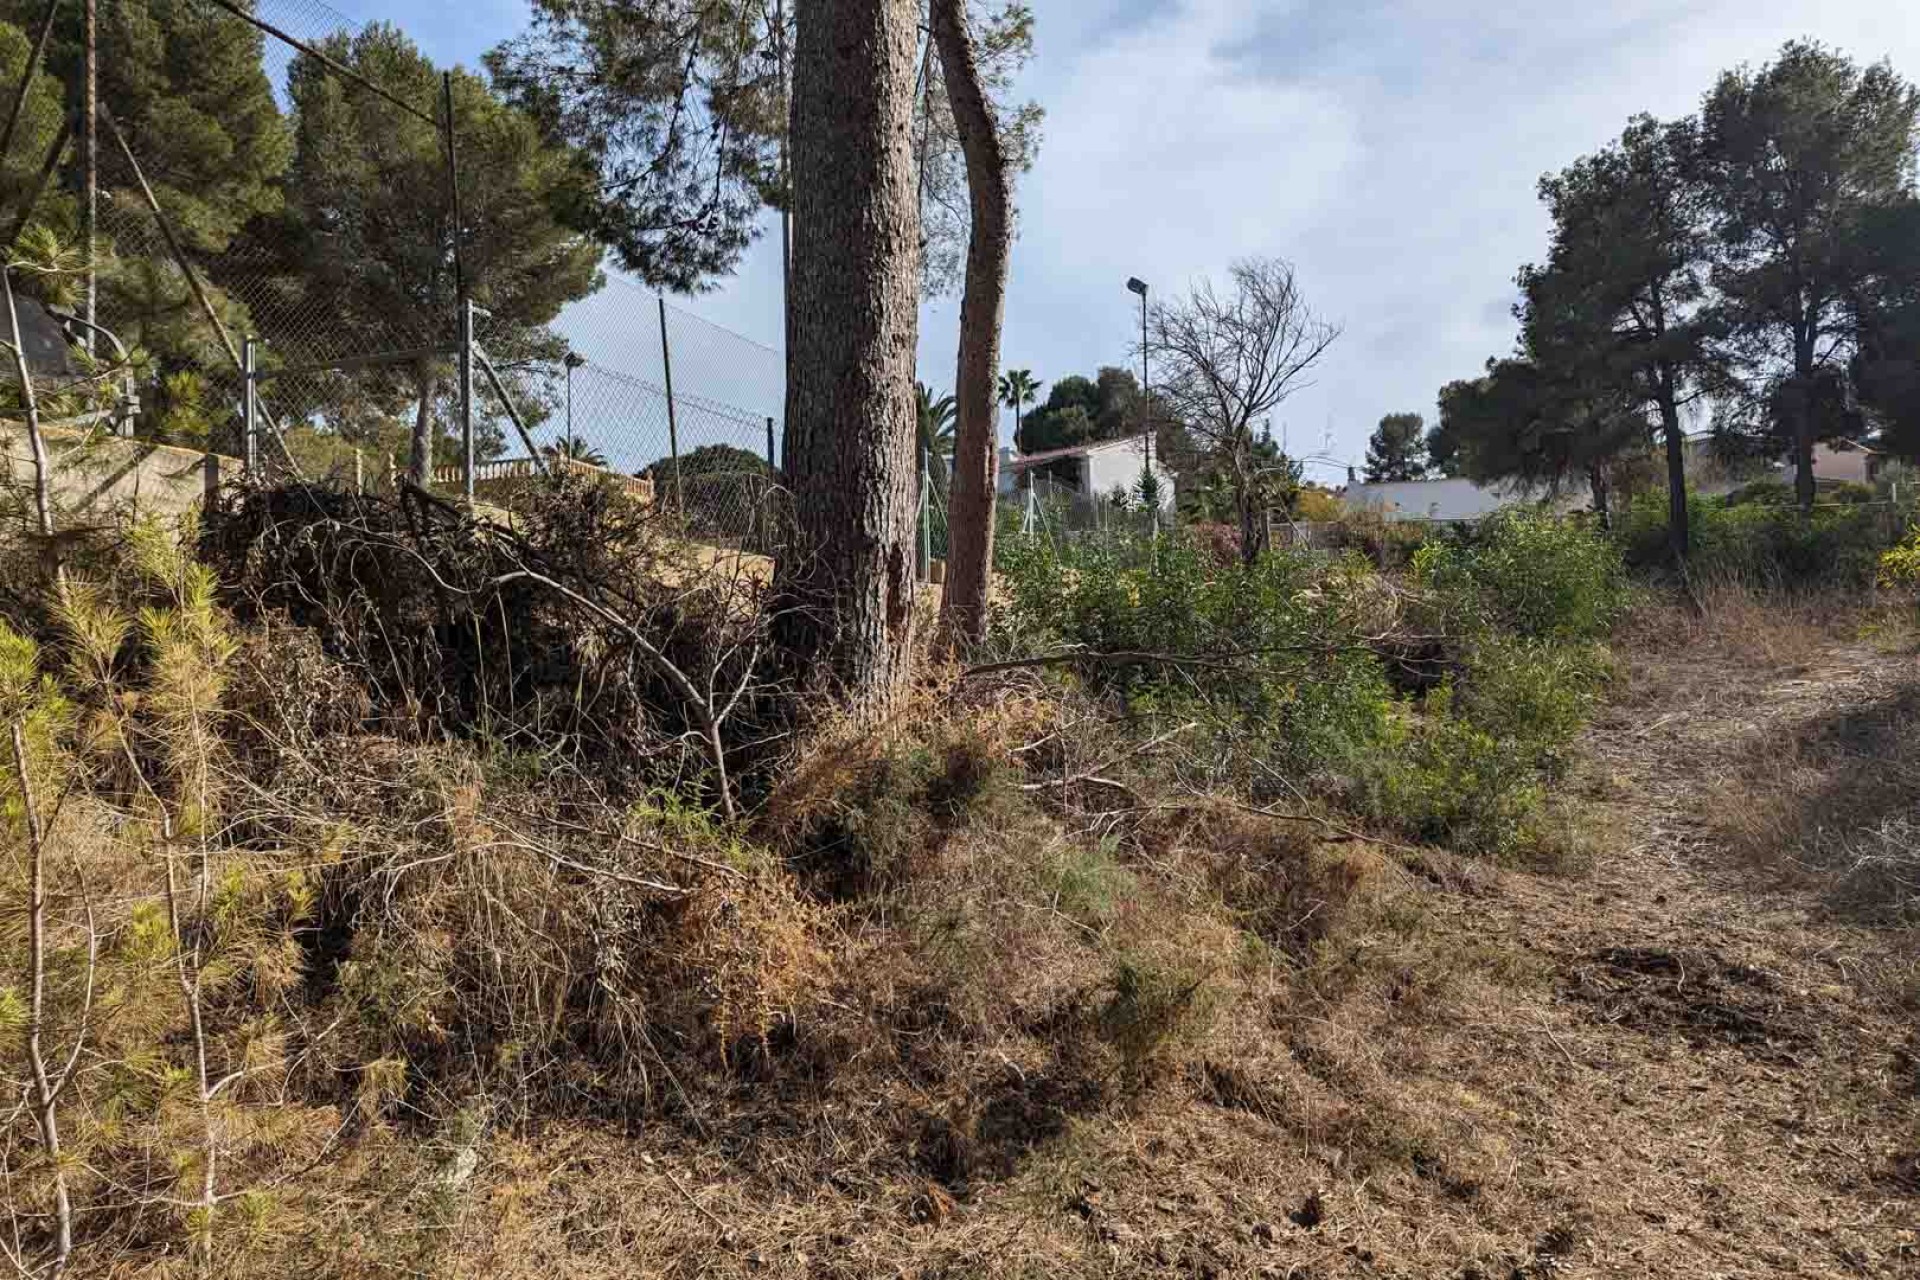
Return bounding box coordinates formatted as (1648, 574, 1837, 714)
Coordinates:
(779, 0, 922, 712)
(1656, 379, 1689, 562)
(931, 0, 1010, 650)
(411, 368, 438, 485)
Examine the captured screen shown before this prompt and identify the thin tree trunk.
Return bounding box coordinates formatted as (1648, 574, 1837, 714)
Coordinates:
(12, 720, 73, 1277)
(1792, 339, 1817, 517)
(1587, 462, 1612, 532)
(932, 0, 1010, 650)
(1656, 375, 1688, 562)
(4, 266, 65, 594)
(1792, 401, 1816, 516)
(777, 0, 921, 713)
(410, 367, 438, 485)
(1234, 439, 1263, 566)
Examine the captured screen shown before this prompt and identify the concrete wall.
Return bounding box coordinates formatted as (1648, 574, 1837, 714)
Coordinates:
(1, 421, 222, 521)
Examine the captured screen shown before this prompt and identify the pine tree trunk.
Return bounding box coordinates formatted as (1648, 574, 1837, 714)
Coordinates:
(1792, 340, 1816, 517)
(1792, 398, 1817, 517)
(932, 0, 1011, 650)
(777, 0, 921, 712)
(410, 365, 438, 485)
(1657, 376, 1689, 562)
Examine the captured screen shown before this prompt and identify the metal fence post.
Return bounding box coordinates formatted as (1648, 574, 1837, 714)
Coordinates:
(657, 295, 682, 513)
(765, 415, 776, 473)
(459, 297, 474, 502)
(242, 335, 258, 474)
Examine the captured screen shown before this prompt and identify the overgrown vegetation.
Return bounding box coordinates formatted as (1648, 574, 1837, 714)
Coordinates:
(1618, 488, 1911, 588)
(994, 509, 1622, 858)
(7, 468, 1919, 1277)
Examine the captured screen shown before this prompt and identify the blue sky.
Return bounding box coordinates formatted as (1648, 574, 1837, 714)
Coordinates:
(374, 0, 1920, 481)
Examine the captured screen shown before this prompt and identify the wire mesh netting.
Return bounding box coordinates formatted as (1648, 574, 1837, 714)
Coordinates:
(2, 0, 794, 553)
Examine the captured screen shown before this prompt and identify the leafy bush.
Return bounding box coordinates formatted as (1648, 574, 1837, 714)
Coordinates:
(1618, 489, 1907, 588)
(1413, 509, 1627, 642)
(1454, 637, 1611, 777)
(995, 521, 1614, 860)
(995, 530, 1396, 787)
(1355, 688, 1548, 857)
(1881, 525, 1920, 586)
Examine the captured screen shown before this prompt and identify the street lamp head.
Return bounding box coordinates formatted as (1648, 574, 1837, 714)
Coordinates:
(563, 352, 587, 370)
(1126, 277, 1148, 297)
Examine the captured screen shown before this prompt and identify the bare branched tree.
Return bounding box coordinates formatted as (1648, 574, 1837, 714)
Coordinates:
(1147, 258, 1339, 563)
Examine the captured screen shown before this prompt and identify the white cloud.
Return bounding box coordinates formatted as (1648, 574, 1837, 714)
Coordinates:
(975, 0, 1920, 478)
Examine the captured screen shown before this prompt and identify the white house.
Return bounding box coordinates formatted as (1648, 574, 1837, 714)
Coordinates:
(1783, 439, 1884, 491)
(997, 437, 1176, 511)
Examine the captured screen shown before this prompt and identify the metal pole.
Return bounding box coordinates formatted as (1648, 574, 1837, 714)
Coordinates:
(442, 72, 471, 501)
(657, 294, 682, 513)
(565, 361, 574, 459)
(765, 415, 776, 471)
(1139, 286, 1156, 532)
(459, 298, 474, 501)
(242, 336, 258, 474)
(81, 0, 95, 355)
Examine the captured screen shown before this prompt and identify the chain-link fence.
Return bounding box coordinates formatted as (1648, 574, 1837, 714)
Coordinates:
(1, 0, 792, 553)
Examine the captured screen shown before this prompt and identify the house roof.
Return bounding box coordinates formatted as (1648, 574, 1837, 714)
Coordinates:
(1003, 437, 1145, 471)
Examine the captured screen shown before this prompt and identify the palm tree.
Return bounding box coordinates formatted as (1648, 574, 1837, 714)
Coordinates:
(998, 368, 1041, 452)
(543, 436, 608, 468)
(916, 381, 956, 493)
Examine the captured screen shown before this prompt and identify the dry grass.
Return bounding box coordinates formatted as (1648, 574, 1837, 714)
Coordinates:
(9, 559, 1920, 1277)
(1613, 585, 1920, 924)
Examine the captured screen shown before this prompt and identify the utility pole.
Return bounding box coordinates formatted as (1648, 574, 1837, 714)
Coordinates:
(82, 0, 95, 354)
(1127, 276, 1154, 530)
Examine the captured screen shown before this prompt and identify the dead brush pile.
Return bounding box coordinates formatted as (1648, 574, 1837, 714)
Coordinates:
(202, 473, 784, 812)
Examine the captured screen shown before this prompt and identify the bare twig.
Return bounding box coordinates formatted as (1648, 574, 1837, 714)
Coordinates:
(9, 719, 73, 1277)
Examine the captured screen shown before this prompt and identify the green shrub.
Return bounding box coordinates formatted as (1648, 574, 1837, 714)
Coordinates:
(995, 530, 1396, 786)
(1881, 525, 1920, 586)
(1355, 689, 1548, 858)
(1618, 489, 1907, 588)
(995, 521, 1614, 863)
(1414, 509, 1626, 642)
(1454, 637, 1610, 777)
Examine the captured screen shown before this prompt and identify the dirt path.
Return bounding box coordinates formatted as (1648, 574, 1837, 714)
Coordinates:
(1406, 621, 1920, 1277)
